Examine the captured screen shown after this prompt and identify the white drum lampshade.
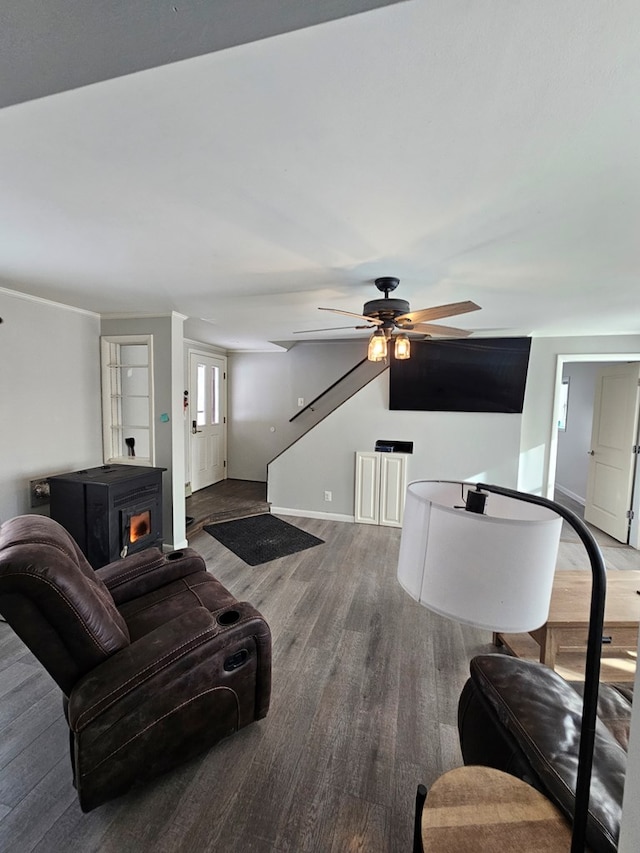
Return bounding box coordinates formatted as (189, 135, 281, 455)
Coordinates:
(397, 481, 563, 633)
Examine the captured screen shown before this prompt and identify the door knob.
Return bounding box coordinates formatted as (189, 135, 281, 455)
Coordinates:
(587, 450, 595, 455)
(192, 420, 202, 434)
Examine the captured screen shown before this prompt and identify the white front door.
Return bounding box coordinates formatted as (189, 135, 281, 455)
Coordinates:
(584, 362, 640, 542)
(189, 352, 227, 492)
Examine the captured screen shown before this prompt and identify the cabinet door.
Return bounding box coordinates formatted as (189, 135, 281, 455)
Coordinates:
(355, 452, 380, 524)
(379, 454, 408, 527)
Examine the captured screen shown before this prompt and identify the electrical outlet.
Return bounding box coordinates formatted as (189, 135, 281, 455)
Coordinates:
(30, 478, 51, 507)
(298, 397, 305, 407)
(324, 490, 332, 502)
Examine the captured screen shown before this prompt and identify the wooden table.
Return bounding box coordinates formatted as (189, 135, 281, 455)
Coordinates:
(495, 569, 640, 671)
(421, 766, 572, 852)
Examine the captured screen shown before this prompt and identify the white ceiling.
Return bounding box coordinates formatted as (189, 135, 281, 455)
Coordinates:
(1, 0, 640, 351)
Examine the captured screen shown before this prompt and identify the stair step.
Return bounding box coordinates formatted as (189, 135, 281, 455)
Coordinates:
(186, 501, 271, 536)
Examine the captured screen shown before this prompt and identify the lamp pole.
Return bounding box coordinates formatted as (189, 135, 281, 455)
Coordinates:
(475, 483, 606, 853)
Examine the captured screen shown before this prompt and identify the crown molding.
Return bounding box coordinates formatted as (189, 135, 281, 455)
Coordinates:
(0, 286, 99, 318)
(100, 311, 188, 321)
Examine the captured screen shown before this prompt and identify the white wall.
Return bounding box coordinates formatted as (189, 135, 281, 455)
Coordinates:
(227, 341, 365, 481)
(555, 362, 604, 502)
(0, 289, 103, 522)
(268, 371, 522, 518)
(266, 333, 640, 519)
(101, 314, 186, 548)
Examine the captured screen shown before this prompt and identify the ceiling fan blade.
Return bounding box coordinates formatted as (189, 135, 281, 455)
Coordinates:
(293, 325, 374, 334)
(409, 322, 473, 338)
(318, 307, 383, 325)
(396, 300, 481, 325)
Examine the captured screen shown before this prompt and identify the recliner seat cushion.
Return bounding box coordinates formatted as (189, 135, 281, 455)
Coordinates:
(117, 571, 237, 640)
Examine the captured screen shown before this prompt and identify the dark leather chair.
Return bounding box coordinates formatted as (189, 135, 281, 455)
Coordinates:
(457, 654, 630, 853)
(0, 514, 271, 811)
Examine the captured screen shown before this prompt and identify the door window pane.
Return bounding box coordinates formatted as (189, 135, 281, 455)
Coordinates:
(196, 363, 206, 426)
(211, 367, 219, 425)
(557, 378, 569, 431)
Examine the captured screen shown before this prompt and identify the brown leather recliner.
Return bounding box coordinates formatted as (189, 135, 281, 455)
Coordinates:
(457, 654, 630, 853)
(0, 514, 272, 812)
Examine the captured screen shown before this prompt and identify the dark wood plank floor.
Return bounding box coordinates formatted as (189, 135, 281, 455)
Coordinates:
(4, 504, 637, 852)
(0, 518, 493, 853)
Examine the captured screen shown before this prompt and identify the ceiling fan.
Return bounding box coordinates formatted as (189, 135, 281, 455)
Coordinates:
(294, 277, 481, 361)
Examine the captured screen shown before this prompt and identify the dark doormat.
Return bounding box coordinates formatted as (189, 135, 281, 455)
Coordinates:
(204, 513, 324, 566)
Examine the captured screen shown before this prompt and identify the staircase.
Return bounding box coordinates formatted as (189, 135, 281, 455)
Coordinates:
(270, 357, 388, 466)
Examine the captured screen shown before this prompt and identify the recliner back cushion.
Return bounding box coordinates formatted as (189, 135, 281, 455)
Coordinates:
(0, 516, 130, 694)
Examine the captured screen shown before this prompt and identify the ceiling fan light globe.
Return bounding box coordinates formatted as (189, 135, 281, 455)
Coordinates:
(368, 330, 387, 362)
(394, 334, 411, 360)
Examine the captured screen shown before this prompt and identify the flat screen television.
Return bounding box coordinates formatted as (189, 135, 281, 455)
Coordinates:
(389, 337, 531, 413)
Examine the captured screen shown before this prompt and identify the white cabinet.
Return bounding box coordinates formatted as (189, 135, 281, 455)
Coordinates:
(355, 452, 409, 527)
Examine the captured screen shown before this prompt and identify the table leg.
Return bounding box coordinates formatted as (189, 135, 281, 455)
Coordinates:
(495, 628, 559, 671)
(537, 628, 559, 669)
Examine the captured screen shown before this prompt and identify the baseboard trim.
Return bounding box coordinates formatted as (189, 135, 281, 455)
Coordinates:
(554, 484, 586, 506)
(270, 506, 354, 523)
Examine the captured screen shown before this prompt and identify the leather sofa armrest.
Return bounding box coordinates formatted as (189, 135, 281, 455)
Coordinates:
(96, 547, 206, 605)
(67, 602, 271, 732)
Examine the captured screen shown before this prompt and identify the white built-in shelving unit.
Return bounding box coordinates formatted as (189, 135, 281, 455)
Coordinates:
(100, 335, 154, 466)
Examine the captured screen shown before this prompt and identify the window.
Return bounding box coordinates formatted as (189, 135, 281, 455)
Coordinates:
(101, 335, 154, 464)
(557, 378, 569, 431)
(196, 363, 206, 426)
(195, 361, 220, 426)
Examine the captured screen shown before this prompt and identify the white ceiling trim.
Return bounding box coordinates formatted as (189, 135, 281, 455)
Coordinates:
(0, 285, 100, 318)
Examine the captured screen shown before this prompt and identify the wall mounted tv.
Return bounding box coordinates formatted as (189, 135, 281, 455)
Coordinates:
(389, 337, 532, 413)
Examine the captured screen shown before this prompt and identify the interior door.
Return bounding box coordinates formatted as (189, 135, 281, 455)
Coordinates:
(189, 352, 227, 492)
(584, 362, 640, 542)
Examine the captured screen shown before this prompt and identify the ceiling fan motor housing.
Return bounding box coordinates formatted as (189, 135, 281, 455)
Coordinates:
(365, 276, 410, 322)
(363, 297, 410, 320)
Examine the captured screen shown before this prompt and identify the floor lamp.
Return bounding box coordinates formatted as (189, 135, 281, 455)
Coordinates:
(398, 480, 607, 853)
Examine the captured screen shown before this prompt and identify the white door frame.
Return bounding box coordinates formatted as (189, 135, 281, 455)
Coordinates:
(547, 351, 640, 548)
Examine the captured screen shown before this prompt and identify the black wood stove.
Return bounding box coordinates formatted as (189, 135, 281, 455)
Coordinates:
(48, 464, 166, 568)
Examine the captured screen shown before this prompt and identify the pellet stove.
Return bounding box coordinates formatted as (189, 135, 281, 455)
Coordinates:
(48, 464, 166, 568)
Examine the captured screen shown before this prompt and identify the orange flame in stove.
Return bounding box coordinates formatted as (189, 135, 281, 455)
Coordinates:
(130, 511, 151, 543)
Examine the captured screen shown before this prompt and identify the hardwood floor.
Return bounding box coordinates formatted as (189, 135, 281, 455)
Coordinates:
(553, 490, 640, 572)
(0, 518, 492, 852)
(1, 509, 638, 852)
